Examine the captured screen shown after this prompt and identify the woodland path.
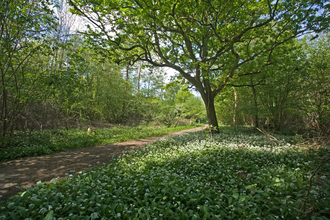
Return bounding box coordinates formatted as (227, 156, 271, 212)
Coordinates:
(0, 126, 206, 200)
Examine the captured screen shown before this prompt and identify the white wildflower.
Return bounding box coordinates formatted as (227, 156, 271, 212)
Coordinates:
(90, 212, 99, 220)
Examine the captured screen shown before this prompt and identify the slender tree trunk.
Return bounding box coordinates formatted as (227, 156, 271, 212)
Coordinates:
(250, 76, 259, 128)
(233, 86, 238, 127)
(124, 63, 129, 91)
(137, 62, 141, 96)
(122, 64, 130, 122)
(1, 86, 7, 148)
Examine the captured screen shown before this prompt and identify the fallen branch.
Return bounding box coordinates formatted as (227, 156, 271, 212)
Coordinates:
(256, 127, 278, 142)
(256, 127, 278, 150)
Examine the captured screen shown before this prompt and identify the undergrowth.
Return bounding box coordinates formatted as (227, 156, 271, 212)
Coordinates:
(0, 127, 329, 219)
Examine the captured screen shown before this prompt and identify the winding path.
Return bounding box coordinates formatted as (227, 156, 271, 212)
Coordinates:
(0, 126, 205, 200)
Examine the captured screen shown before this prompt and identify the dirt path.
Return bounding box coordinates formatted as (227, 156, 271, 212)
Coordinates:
(0, 126, 205, 200)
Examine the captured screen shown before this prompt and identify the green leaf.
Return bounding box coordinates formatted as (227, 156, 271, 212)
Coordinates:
(37, 180, 43, 186)
(44, 210, 54, 220)
(20, 191, 27, 197)
(232, 193, 239, 199)
(239, 196, 246, 202)
(245, 184, 257, 190)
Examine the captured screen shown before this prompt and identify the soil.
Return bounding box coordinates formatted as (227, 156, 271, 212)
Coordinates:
(0, 126, 206, 201)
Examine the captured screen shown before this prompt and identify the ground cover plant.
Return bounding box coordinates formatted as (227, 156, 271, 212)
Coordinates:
(0, 124, 202, 162)
(0, 127, 329, 219)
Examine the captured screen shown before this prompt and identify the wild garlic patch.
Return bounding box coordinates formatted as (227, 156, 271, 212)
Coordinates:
(0, 128, 329, 219)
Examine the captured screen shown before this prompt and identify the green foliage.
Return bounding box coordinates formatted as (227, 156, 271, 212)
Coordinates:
(302, 34, 330, 134)
(46, 39, 126, 122)
(179, 96, 206, 122)
(215, 35, 330, 134)
(215, 86, 240, 125)
(174, 84, 207, 122)
(40, 39, 206, 127)
(175, 85, 194, 104)
(0, 124, 202, 161)
(69, 0, 330, 130)
(1, 127, 329, 219)
(0, 0, 58, 145)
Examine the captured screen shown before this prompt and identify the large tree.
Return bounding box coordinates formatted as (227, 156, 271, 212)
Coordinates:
(69, 0, 329, 132)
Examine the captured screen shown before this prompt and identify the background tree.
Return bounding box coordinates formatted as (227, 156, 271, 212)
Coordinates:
(174, 84, 206, 122)
(214, 35, 330, 135)
(0, 0, 57, 146)
(302, 34, 330, 135)
(69, 0, 330, 132)
(256, 46, 308, 132)
(215, 40, 307, 130)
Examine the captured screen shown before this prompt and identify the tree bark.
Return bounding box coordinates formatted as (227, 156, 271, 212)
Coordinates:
(121, 64, 130, 123)
(250, 76, 259, 128)
(124, 63, 129, 91)
(137, 62, 141, 96)
(200, 87, 220, 133)
(233, 86, 238, 127)
(1, 87, 7, 148)
(205, 97, 219, 133)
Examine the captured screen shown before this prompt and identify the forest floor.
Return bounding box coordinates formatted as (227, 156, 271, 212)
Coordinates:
(0, 126, 206, 200)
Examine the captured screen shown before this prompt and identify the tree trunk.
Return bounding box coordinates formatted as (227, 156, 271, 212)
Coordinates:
(1, 86, 7, 148)
(124, 64, 129, 91)
(206, 98, 219, 133)
(250, 76, 259, 128)
(233, 86, 238, 127)
(201, 89, 220, 133)
(137, 62, 141, 96)
(122, 64, 130, 122)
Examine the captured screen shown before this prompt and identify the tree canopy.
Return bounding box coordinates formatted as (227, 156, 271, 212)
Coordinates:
(69, 0, 330, 132)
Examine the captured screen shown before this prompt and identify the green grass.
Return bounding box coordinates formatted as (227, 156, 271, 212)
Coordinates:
(0, 124, 203, 162)
(0, 127, 329, 219)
